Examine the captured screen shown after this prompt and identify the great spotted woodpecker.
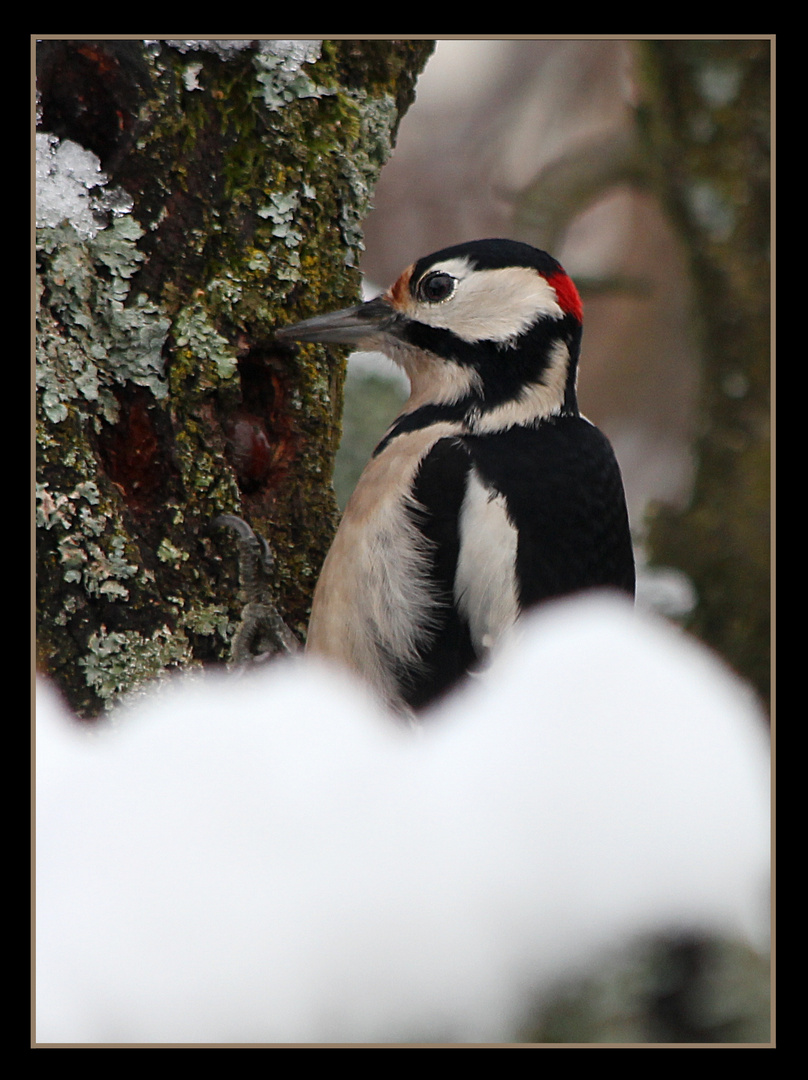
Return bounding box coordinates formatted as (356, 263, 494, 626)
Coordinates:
(277, 238, 635, 714)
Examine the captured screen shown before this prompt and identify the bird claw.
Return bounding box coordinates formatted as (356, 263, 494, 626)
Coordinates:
(214, 514, 300, 666)
(213, 514, 275, 576)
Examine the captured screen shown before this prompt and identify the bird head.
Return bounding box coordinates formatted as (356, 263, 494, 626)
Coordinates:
(276, 239, 584, 426)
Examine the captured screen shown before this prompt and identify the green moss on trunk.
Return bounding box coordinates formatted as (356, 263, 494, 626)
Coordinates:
(36, 38, 434, 715)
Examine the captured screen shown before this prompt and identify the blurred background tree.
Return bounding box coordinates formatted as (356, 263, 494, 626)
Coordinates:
(637, 40, 771, 712)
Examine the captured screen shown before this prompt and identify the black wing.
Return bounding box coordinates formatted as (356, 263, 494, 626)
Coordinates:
(396, 418, 634, 712)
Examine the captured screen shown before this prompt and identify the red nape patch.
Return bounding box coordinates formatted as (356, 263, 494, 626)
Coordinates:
(548, 270, 583, 323)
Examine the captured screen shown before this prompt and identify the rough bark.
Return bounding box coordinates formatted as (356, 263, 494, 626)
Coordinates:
(36, 38, 434, 717)
(637, 39, 772, 710)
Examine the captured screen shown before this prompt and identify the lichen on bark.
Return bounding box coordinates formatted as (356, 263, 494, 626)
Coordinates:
(36, 38, 435, 716)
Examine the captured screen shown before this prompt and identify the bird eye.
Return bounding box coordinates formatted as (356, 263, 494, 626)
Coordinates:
(417, 271, 456, 304)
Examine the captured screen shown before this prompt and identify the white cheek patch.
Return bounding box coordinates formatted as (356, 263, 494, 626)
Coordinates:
(455, 468, 520, 655)
(413, 264, 564, 344)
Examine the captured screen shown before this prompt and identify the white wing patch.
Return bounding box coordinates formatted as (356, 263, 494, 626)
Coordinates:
(455, 468, 520, 656)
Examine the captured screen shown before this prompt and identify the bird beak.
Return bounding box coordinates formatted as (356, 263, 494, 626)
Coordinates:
(275, 295, 400, 347)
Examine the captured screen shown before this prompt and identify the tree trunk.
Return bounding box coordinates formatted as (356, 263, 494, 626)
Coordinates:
(637, 39, 771, 710)
(36, 38, 434, 717)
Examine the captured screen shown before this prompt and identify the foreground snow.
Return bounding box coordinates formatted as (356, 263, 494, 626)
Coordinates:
(35, 594, 770, 1044)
